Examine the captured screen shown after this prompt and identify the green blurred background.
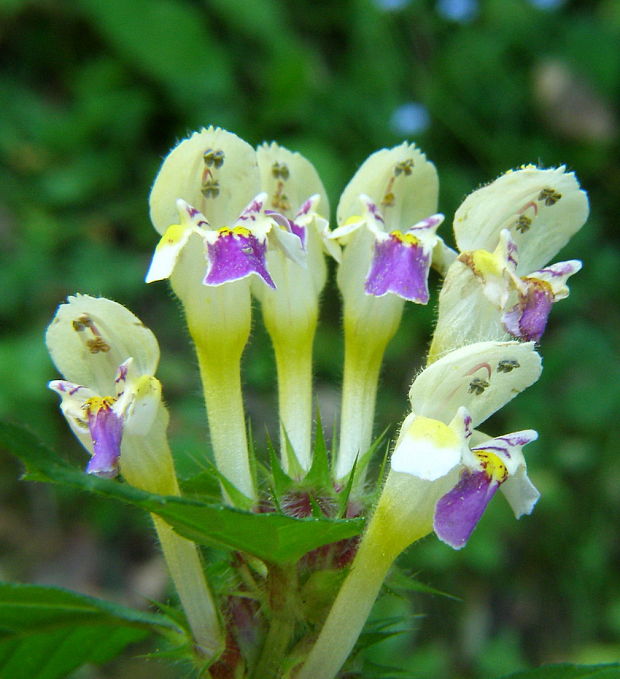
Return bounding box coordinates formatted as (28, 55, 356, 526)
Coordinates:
(1, 0, 619, 677)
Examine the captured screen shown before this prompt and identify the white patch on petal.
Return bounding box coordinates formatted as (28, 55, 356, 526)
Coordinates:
(268, 224, 307, 266)
(329, 215, 366, 241)
(145, 223, 194, 283)
(123, 376, 162, 435)
(391, 414, 465, 481)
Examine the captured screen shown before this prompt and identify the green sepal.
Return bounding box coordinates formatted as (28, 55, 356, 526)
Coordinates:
(282, 425, 305, 480)
(356, 427, 390, 488)
(353, 616, 413, 654)
(203, 458, 256, 511)
(337, 453, 358, 518)
(303, 409, 332, 489)
(266, 430, 295, 505)
(307, 492, 326, 518)
(384, 567, 461, 601)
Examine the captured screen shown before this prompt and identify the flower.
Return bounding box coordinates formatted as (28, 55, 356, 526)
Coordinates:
(375, 340, 542, 552)
(332, 144, 442, 307)
(392, 408, 539, 549)
(146, 128, 305, 293)
(47, 295, 161, 478)
(430, 166, 588, 359)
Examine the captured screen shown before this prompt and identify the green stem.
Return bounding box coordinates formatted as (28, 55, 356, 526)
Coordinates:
(251, 565, 298, 679)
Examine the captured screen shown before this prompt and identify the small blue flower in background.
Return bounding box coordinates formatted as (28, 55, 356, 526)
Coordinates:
(528, 0, 563, 9)
(374, 0, 411, 10)
(437, 0, 478, 22)
(390, 102, 430, 135)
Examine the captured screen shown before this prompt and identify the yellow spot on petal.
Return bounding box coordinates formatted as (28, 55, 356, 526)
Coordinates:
(343, 215, 362, 226)
(460, 249, 503, 278)
(157, 224, 186, 249)
(475, 451, 508, 484)
(83, 396, 116, 415)
(391, 230, 420, 247)
(218, 226, 252, 238)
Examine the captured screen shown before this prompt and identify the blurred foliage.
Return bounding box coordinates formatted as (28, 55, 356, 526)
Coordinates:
(1, 0, 619, 677)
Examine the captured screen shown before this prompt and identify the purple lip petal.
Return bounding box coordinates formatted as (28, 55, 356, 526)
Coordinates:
(204, 229, 275, 288)
(503, 279, 554, 341)
(364, 232, 430, 302)
(86, 403, 123, 478)
(434, 469, 500, 549)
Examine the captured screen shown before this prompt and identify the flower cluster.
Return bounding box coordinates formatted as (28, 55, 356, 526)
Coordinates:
(46, 126, 588, 678)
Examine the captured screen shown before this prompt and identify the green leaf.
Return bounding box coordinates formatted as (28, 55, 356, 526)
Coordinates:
(499, 664, 620, 679)
(0, 421, 364, 565)
(0, 582, 179, 679)
(179, 469, 222, 502)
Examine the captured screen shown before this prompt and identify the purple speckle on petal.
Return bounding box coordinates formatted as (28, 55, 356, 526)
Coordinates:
(205, 230, 275, 288)
(86, 404, 123, 478)
(297, 199, 312, 216)
(464, 414, 473, 438)
(364, 233, 430, 302)
(366, 200, 385, 223)
(115, 363, 128, 385)
(238, 199, 264, 223)
(434, 469, 500, 549)
(535, 261, 580, 278)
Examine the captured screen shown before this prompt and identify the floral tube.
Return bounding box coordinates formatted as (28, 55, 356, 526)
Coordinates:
(331, 143, 441, 483)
